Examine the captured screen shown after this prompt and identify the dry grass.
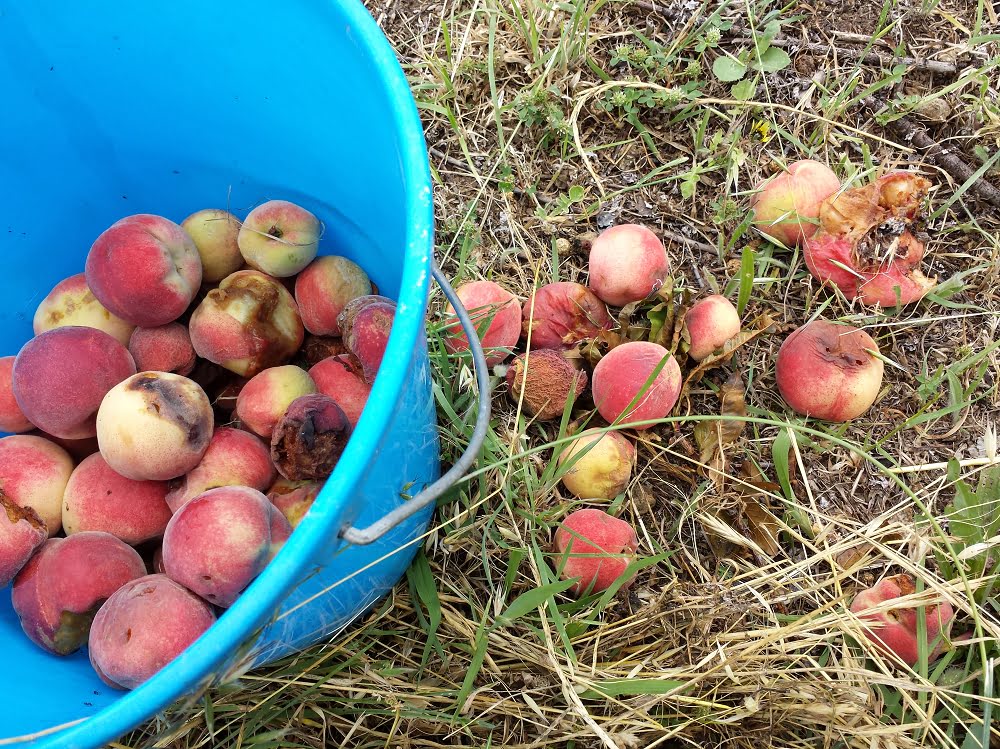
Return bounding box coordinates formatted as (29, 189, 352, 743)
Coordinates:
(122, 0, 1000, 747)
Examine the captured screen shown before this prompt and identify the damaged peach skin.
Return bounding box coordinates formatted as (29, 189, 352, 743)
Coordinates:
(804, 172, 936, 306)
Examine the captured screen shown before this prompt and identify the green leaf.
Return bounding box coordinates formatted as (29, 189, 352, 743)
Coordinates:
(578, 678, 687, 699)
(760, 20, 782, 45)
(736, 246, 755, 316)
(407, 550, 445, 662)
(568, 185, 585, 201)
(754, 47, 791, 73)
(712, 55, 747, 82)
(455, 613, 490, 714)
(773, 428, 795, 502)
(731, 79, 757, 101)
(495, 579, 578, 626)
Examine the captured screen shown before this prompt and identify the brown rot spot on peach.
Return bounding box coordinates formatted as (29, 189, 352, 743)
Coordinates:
(125, 628, 132, 642)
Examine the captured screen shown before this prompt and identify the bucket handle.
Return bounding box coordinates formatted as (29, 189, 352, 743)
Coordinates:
(339, 262, 492, 546)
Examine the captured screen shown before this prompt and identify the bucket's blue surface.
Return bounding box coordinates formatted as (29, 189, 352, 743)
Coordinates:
(0, 1, 437, 746)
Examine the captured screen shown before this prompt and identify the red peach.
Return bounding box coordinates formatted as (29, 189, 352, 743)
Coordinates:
(267, 478, 322, 529)
(12, 532, 147, 655)
(96, 372, 214, 481)
(591, 342, 681, 429)
(506, 350, 588, 421)
(32, 273, 135, 347)
(12, 326, 137, 439)
(181, 209, 244, 282)
(0, 356, 33, 433)
(294, 255, 373, 336)
(267, 503, 293, 561)
(165, 426, 276, 513)
(556, 430, 635, 499)
(161, 486, 277, 607)
(128, 323, 196, 376)
(588, 225, 670, 307)
(443, 281, 521, 367)
(553, 509, 639, 597)
(188, 269, 305, 377)
(683, 295, 741, 361)
(339, 297, 396, 383)
(750, 160, 841, 247)
(235, 365, 317, 439)
(0, 497, 46, 587)
(62, 453, 172, 545)
(85, 214, 203, 327)
(775, 319, 884, 422)
(238, 200, 320, 278)
(522, 282, 614, 349)
(270, 394, 350, 481)
(308, 355, 371, 428)
(850, 574, 955, 666)
(0, 434, 74, 535)
(88, 574, 216, 690)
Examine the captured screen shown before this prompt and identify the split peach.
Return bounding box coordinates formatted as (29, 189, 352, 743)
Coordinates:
(270, 394, 350, 481)
(775, 319, 883, 422)
(750, 160, 841, 247)
(181, 209, 244, 282)
(506, 350, 587, 421)
(588, 225, 670, 306)
(128, 323, 197, 376)
(165, 426, 276, 513)
(443, 281, 520, 367)
(294, 255, 372, 336)
(0, 497, 46, 587)
(267, 478, 322, 529)
(188, 269, 304, 377)
(11, 532, 147, 655)
(96, 372, 214, 481)
(238, 200, 320, 277)
(553, 509, 639, 597)
(683, 295, 741, 361)
(235, 365, 317, 439)
(62, 453, 172, 545)
(12, 326, 137, 439)
(308, 355, 371, 428)
(591, 342, 681, 429)
(522, 282, 614, 349)
(32, 273, 135, 347)
(0, 434, 74, 535)
(339, 296, 396, 383)
(85, 214, 203, 327)
(88, 574, 217, 690)
(0, 356, 33, 433)
(556, 429, 635, 499)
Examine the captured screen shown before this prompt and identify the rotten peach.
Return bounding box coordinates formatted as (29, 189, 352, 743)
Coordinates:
(591, 342, 681, 429)
(129, 323, 196, 376)
(506, 350, 587, 421)
(522, 282, 614, 349)
(235, 365, 317, 439)
(0, 356, 33, 433)
(339, 296, 396, 383)
(33, 273, 135, 347)
(443, 281, 521, 367)
(0, 497, 46, 587)
(308, 355, 371, 428)
(750, 160, 841, 247)
(181, 209, 244, 283)
(556, 429, 635, 500)
(238, 200, 320, 278)
(294, 255, 373, 336)
(588, 225, 670, 307)
(96, 372, 214, 481)
(85, 214, 203, 327)
(775, 319, 884, 422)
(270, 394, 350, 481)
(683, 295, 741, 361)
(0, 434, 74, 535)
(553, 509, 639, 597)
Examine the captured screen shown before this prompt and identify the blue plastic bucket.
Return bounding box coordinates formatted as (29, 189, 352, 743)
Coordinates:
(0, 2, 489, 747)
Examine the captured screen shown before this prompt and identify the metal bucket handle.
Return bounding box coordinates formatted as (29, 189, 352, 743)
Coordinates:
(339, 262, 492, 546)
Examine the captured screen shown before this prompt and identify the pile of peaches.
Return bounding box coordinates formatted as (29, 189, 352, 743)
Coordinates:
(0, 200, 393, 689)
(448, 161, 953, 667)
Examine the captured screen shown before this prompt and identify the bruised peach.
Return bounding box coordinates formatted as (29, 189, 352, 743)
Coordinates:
(522, 282, 614, 349)
(165, 427, 276, 512)
(238, 200, 320, 278)
(161, 486, 277, 607)
(96, 372, 214, 481)
(189, 269, 305, 377)
(591, 342, 681, 429)
(62, 453, 172, 545)
(89, 574, 216, 690)
(588, 225, 670, 307)
(294, 256, 372, 336)
(0, 356, 33, 433)
(0, 497, 46, 587)
(270, 394, 350, 481)
(128, 323, 196, 376)
(235, 365, 317, 439)
(32, 273, 135, 347)
(339, 297, 396, 383)
(267, 478, 322, 529)
(0, 434, 74, 535)
(12, 326, 137, 439)
(750, 160, 841, 247)
(443, 281, 521, 367)
(804, 172, 936, 306)
(683, 295, 741, 361)
(309, 355, 371, 428)
(181, 209, 244, 283)
(556, 429, 635, 500)
(850, 574, 955, 666)
(506, 350, 587, 421)
(86, 214, 203, 327)
(775, 319, 883, 422)
(11, 532, 147, 655)
(553, 509, 639, 597)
